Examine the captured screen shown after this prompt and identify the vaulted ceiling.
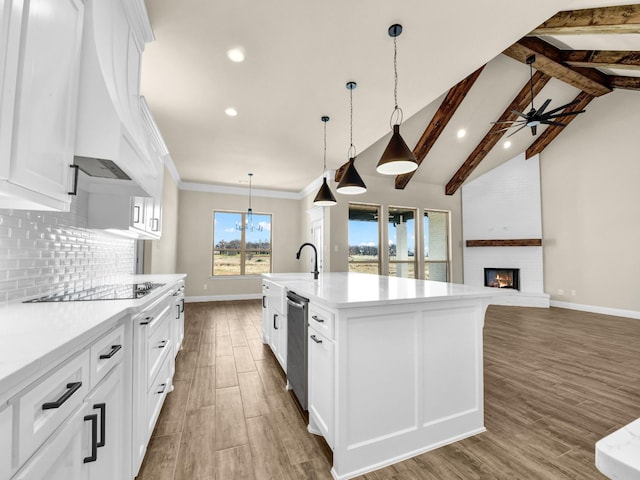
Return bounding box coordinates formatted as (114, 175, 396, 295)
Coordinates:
(141, 1, 640, 193)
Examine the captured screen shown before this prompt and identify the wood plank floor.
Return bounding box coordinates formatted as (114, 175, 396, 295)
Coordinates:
(137, 301, 640, 480)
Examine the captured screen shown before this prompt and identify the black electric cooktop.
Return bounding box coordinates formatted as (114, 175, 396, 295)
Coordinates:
(23, 282, 165, 303)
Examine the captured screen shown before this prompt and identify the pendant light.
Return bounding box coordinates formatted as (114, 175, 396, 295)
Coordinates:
(236, 173, 263, 232)
(313, 116, 337, 206)
(377, 24, 418, 176)
(337, 81, 367, 195)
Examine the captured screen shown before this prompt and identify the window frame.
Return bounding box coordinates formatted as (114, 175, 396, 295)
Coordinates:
(423, 209, 451, 282)
(388, 206, 418, 279)
(212, 210, 272, 277)
(348, 203, 381, 275)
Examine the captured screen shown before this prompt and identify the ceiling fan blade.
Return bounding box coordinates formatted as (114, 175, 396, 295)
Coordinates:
(543, 100, 580, 116)
(531, 125, 537, 136)
(546, 110, 586, 119)
(511, 110, 529, 119)
(507, 124, 527, 137)
(536, 99, 552, 115)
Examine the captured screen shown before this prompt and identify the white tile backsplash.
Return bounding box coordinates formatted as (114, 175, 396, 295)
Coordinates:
(0, 190, 135, 303)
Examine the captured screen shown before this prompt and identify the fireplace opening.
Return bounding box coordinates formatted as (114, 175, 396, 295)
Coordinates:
(484, 268, 520, 290)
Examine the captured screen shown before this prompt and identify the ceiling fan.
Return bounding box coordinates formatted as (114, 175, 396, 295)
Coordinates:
(494, 55, 586, 137)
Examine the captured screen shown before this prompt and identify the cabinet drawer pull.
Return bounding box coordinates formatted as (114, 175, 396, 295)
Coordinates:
(312, 315, 325, 323)
(157, 383, 167, 394)
(68, 165, 79, 196)
(158, 340, 168, 348)
(140, 316, 153, 325)
(42, 381, 82, 410)
(99, 344, 121, 359)
(93, 403, 106, 448)
(83, 414, 98, 463)
(181, 298, 184, 313)
(273, 313, 278, 330)
(310, 334, 323, 344)
(262, 295, 266, 308)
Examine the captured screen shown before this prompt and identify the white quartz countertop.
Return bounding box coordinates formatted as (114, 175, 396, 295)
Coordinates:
(596, 418, 640, 479)
(263, 272, 510, 308)
(0, 274, 185, 397)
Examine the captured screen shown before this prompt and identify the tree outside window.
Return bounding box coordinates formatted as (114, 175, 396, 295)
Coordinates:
(348, 204, 380, 274)
(212, 211, 272, 276)
(424, 210, 449, 281)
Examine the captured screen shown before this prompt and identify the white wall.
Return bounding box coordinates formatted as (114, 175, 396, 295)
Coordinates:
(540, 89, 640, 315)
(462, 152, 546, 299)
(177, 188, 301, 299)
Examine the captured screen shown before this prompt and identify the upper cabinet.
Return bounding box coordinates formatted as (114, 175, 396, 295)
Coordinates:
(0, 0, 85, 211)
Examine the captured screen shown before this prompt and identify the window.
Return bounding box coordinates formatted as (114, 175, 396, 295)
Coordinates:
(424, 210, 449, 281)
(212, 211, 272, 276)
(348, 204, 380, 274)
(388, 207, 417, 278)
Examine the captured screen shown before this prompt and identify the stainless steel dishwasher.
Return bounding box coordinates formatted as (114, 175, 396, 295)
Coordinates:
(286, 290, 309, 410)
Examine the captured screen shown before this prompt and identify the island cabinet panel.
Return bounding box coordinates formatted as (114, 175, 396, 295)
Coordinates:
(332, 299, 488, 480)
(0, 405, 12, 479)
(308, 321, 335, 448)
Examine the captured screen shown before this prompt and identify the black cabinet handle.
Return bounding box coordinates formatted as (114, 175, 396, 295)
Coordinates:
(262, 296, 266, 308)
(140, 316, 153, 325)
(68, 165, 79, 195)
(180, 298, 184, 313)
(93, 403, 106, 448)
(158, 340, 168, 349)
(42, 382, 82, 410)
(99, 344, 121, 360)
(273, 313, 278, 330)
(312, 315, 325, 323)
(176, 304, 180, 319)
(83, 413, 98, 463)
(311, 334, 323, 344)
(152, 218, 159, 232)
(157, 383, 166, 394)
(133, 205, 141, 223)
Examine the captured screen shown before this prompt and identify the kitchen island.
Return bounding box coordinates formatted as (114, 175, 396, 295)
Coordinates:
(262, 272, 507, 480)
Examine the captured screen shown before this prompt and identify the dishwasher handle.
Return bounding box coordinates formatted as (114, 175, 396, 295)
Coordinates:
(287, 298, 307, 309)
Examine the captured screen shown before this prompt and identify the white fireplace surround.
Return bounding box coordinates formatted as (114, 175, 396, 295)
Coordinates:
(462, 153, 550, 308)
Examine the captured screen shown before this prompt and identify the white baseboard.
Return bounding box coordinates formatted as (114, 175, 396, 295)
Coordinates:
(186, 293, 261, 303)
(550, 300, 640, 320)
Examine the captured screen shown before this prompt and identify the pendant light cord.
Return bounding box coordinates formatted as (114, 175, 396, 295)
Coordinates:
(348, 86, 356, 158)
(393, 35, 398, 111)
(322, 120, 327, 174)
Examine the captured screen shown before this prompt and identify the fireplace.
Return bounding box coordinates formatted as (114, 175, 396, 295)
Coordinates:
(484, 268, 520, 290)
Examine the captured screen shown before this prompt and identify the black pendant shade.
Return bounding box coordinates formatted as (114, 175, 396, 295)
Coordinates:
(313, 177, 337, 206)
(336, 157, 367, 195)
(377, 124, 418, 175)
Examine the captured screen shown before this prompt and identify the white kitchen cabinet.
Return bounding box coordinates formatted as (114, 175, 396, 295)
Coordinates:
(308, 325, 335, 448)
(0, 405, 12, 479)
(267, 301, 287, 372)
(172, 281, 185, 356)
(84, 363, 126, 480)
(87, 192, 161, 240)
(261, 281, 271, 344)
(0, 0, 85, 211)
(12, 403, 89, 480)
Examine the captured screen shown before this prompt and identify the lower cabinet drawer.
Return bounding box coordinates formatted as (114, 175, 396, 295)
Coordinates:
(16, 350, 90, 466)
(89, 324, 125, 390)
(147, 311, 172, 389)
(145, 352, 173, 440)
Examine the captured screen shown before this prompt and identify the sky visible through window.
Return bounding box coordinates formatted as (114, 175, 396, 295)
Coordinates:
(214, 212, 271, 246)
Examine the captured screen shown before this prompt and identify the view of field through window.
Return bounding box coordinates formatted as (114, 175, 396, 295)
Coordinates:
(212, 211, 272, 276)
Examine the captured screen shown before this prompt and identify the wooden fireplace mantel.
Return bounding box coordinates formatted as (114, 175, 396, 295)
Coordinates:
(466, 239, 542, 247)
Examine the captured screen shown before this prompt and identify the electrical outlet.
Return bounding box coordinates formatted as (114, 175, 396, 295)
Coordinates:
(203, 283, 208, 290)
(571, 289, 576, 296)
(557, 289, 564, 295)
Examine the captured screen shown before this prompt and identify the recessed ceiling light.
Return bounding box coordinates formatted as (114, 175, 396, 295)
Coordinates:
(457, 129, 466, 139)
(225, 107, 238, 117)
(226, 47, 245, 63)
(503, 140, 512, 149)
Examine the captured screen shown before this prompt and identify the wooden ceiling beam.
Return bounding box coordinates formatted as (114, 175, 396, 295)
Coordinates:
(609, 75, 640, 91)
(394, 65, 485, 190)
(503, 37, 612, 96)
(525, 91, 594, 159)
(334, 162, 349, 183)
(560, 50, 640, 70)
(530, 4, 640, 35)
(445, 71, 551, 196)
